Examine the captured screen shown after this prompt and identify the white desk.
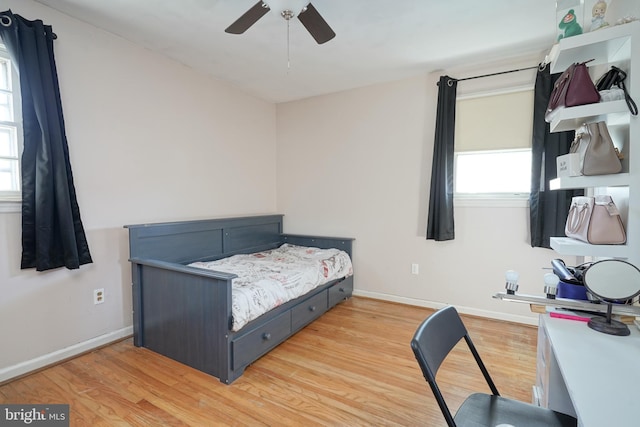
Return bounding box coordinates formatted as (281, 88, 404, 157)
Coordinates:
(537, 314, 640, 427)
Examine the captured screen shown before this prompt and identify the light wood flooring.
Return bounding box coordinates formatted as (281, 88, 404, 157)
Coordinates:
(0, 297, 538, 426)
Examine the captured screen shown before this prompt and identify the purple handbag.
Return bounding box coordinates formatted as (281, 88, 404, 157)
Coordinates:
(546, 61, 600, 122)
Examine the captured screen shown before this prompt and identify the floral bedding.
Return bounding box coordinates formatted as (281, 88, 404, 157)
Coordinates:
(188, 243, 353, 331)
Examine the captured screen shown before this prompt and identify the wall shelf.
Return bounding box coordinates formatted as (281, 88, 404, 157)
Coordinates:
(549, 100, 629, 133)
(546, 20, 639, 264)
(549, 173, 630, 190)
(550, 237, 629, 258)
(549, 21, 637, 73)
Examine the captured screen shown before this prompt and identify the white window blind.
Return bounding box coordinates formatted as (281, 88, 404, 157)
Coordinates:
(455, 90, 534, 151)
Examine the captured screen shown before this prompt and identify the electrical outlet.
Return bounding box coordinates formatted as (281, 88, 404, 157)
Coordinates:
(94, 288, 105, 305)
(411, 263, 419, 275)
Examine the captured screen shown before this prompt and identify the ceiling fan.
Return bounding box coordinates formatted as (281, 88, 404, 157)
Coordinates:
(225, 0, 336, 44)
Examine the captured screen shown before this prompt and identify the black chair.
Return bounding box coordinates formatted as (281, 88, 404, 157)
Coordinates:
(410, 305, 577, 427)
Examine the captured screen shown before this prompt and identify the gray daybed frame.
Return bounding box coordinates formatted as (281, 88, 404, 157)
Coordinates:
(125, 214, 354, 384)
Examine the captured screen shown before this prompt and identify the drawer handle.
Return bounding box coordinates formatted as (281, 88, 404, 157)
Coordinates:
(308, 305, 317, 312)
(262, 333, 271, 340)
(339, 287, 345, 292)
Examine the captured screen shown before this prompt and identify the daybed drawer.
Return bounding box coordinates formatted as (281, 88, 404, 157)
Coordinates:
(232, 311, 291, 369)
(291, 291, 328, 332)
(328, 276, 353, 307)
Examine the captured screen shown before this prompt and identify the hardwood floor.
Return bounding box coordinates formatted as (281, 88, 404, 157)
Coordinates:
(0, 297, 538, 426)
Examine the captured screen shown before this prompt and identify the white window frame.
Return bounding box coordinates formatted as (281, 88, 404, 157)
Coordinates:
(0, 42, 22, 212)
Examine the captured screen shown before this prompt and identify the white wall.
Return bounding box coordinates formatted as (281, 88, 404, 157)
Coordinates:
(276, 66, 578, 324)
(0, 0, 277, 380)
(0, 1, 577, 382)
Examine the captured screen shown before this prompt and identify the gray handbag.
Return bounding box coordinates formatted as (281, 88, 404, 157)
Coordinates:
(569, 121, 622, 176)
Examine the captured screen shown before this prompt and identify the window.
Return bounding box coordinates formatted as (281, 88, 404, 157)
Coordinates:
(0, 43, 21, 203)
(455, 149, 532, 195)
(454, 90, 533, 200)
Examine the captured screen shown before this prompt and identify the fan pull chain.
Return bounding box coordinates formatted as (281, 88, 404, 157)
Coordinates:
(287, 18, 291, 72)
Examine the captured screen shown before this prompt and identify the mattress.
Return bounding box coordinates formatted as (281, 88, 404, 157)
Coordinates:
(189, 243, 353, 331)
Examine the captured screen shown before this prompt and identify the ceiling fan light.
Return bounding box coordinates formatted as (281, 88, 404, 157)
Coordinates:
(263, 0, 310, 16)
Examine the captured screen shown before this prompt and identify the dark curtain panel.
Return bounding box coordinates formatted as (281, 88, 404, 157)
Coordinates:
(0, 10, 92, 271)
(427, 76, 457, 241)
(530, 65, 582, 248)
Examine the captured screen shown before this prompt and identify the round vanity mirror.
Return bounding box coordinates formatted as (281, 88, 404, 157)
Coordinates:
(583, 259, 640, 336)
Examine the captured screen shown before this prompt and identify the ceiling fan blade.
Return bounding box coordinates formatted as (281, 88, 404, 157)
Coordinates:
(298, 3, 335, 44)
(225, 1, 270, 35)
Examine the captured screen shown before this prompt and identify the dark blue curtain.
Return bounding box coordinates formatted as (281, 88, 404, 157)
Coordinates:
(427, 76, 457, 241)
(0, 10, 92, 271)
(530, 65, 582, 248)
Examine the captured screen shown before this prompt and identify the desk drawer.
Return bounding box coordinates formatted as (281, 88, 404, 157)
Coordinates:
(232, 311, 291, 369)
(292, 291, 328, 332)
(328, 276, 353, 307)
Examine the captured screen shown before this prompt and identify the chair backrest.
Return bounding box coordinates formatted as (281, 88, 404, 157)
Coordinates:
(410, 305, 499, 426)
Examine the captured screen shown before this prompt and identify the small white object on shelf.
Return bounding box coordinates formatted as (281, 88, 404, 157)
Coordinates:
(505, 270, 519, 294)
(543, 272, 560, 298)
(556, 152, 582, 177)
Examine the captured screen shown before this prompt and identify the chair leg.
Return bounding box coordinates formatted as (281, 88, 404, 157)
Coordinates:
(426, 379, 457, 427)
(464, 335, 500, 396)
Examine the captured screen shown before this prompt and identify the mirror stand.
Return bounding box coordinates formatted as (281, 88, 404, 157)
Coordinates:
(588, 301, 630, 336)
(583, 259, 640, 337)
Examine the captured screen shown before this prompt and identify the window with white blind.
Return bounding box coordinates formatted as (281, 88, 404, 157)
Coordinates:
(454, 90, 534, 199)
(0, 43, 21, 204)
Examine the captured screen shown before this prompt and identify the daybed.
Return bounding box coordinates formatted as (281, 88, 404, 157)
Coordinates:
(125, 214, 354, 384)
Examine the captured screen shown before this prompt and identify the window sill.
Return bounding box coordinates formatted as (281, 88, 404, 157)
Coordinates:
(0, 200, 20, 213)
(454, 196, 529, 208)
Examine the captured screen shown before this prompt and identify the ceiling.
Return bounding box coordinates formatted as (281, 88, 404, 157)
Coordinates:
(34, 0, 558, 103)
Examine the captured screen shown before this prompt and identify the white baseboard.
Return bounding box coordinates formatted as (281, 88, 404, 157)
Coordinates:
(0, 295, 536, 384)
(353, 290, 538, 326)
(0, 326, 133, 384)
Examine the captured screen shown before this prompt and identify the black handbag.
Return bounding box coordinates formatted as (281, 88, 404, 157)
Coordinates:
(596, 66, 638, 115)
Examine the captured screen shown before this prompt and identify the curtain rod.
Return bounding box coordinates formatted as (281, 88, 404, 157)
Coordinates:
(444, 64, 545, 86)
(0, 14, 57, 39)
(457, 64, 542, 82)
